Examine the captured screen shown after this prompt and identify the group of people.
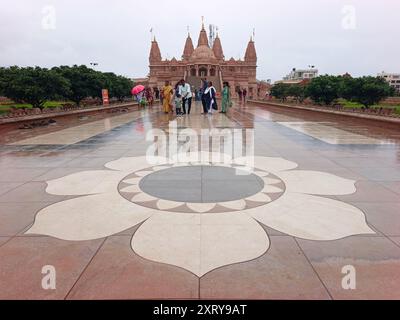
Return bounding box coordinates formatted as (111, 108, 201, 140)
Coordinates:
(237, 87, 247, 103)
(161, 79, 232, 116)
(134, 87, 155, 108)
(161, 79, 192, 116)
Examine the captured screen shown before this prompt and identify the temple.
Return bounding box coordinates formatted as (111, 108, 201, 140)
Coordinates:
(148, 22, 260, 98)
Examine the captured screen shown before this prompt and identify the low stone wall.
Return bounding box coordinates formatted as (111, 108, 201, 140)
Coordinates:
(248, 100, 400, 125)
(0, 102, 140, 125)
(384, 97, 400, 105)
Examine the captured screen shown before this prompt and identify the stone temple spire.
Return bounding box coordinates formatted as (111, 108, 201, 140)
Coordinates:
(149, 38, 162, 63)
(182, 33, 194, 60)
(197, 22, 209, 47)
(244, 37, 257, 63)
(212, 33, 224, 61)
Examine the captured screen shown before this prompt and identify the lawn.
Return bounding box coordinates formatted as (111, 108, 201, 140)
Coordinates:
(0, 101, 69, 114)
(338, 99, 400, 115)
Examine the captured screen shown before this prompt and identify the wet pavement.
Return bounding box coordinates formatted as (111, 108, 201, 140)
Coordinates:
(0, 101, 399, 300)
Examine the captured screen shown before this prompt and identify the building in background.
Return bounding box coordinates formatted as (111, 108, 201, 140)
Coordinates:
(275, 67, 319, 85)
(131, 78, 149, 86)
(147, 22, 258, 98)
(378, 72, 400, 93)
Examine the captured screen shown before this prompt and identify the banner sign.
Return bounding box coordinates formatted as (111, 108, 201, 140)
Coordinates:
(102, 89, 109, 106)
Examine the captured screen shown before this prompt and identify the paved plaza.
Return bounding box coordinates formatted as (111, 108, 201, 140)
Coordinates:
(1, 102, 400, 300)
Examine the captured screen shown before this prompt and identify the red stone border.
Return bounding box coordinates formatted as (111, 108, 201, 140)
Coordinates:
(248, 100, 400, 125)
(0, 102, 140, 125)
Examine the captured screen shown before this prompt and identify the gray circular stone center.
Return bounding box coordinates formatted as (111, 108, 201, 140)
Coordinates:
(139, 166, 265, 203)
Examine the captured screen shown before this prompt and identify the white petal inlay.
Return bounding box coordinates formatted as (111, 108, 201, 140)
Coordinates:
(173, 163, 189, 167)
(220, 200, 247, 210)
(254, 171, 269, 177)
(105, 156, 168, 172)
(153, 166, 170, 171)
(120, 185, 141, 193)
(262, 185, 284, 194)
(263, 178, 282, 185)
(131, 193, 157, 202)
(235, 156, 298, 173)
(246, 193, 272, 203)
(46, 170, 125, 196)
(187, 203, 216, 213)
(123, 178, 142, 185)
(278, 170, 356, 196)
(249, 193, 375, 241)
(132, 212, 269, 277)
(135, 171, 154, 177)
(26, 193, 154, 241)
(157, 199, 183, 211)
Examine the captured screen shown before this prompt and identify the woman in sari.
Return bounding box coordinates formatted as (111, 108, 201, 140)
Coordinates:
(161, 81, 173, 114)
(221, 82, 231, 114)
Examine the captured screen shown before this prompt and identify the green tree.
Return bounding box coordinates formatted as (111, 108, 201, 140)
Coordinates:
(306, 75, 342, 105)
(342, 76, 394, 108)
(103, 73, 133, 102)
(52, 65, 104, 106)
(339, 76, 357, 102)
(0, 66, 70, 109)
(271, 83, 290, 102)
(287, 84, 307, 103)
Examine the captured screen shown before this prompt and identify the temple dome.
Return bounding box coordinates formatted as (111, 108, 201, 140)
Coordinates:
(190, 45, 217, 63)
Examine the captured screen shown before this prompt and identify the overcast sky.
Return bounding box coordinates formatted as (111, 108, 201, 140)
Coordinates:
(0, 0, 399, 81)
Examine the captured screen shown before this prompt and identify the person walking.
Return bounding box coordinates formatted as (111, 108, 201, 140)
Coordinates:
(243, 88, 247, 103)
(173, 82, 183, 117)
(200, 78, 208, 114)
(159, 88, 164, 105)
(204, 81, 217, 115)
(180, 79, 193, 115)
(238, 88, 243, 103)
(145, 87, 154, 107)
(161, 81, 173, 114)
(220, 82, 231, 114)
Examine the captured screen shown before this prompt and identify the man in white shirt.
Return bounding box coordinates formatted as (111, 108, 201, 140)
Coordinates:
(179, 79, 193, 115)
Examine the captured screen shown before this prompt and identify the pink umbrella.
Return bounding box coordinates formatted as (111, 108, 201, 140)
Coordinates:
(131, 85, 145, 95)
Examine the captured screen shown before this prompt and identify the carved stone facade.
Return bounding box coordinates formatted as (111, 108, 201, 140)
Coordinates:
(148, 23, 258, 97)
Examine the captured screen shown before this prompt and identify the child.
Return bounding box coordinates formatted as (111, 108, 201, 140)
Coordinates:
(174, 91, 183, 117)
(173, 83, 183, 117)
(134, 90, 146, 109)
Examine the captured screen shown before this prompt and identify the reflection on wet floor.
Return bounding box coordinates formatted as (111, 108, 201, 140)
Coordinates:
(0, 101, 400, 300)
(277, 121, 395, 145)
(1, 101, 400, 147)
(10, 112, 146, 146)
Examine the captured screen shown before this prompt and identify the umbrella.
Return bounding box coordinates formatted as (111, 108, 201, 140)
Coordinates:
(131, 85, 145, 95)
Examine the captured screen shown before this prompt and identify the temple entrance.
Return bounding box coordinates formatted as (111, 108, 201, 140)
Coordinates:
(199, 67, 207, 77)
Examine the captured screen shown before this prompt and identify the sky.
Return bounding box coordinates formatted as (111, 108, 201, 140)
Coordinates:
(0, 0, 399, 82)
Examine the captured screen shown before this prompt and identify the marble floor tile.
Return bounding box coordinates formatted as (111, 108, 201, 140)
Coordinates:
(66, 236, 199, 300)
(0, 237, 103, 300)
(297, 237, 400, 300)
